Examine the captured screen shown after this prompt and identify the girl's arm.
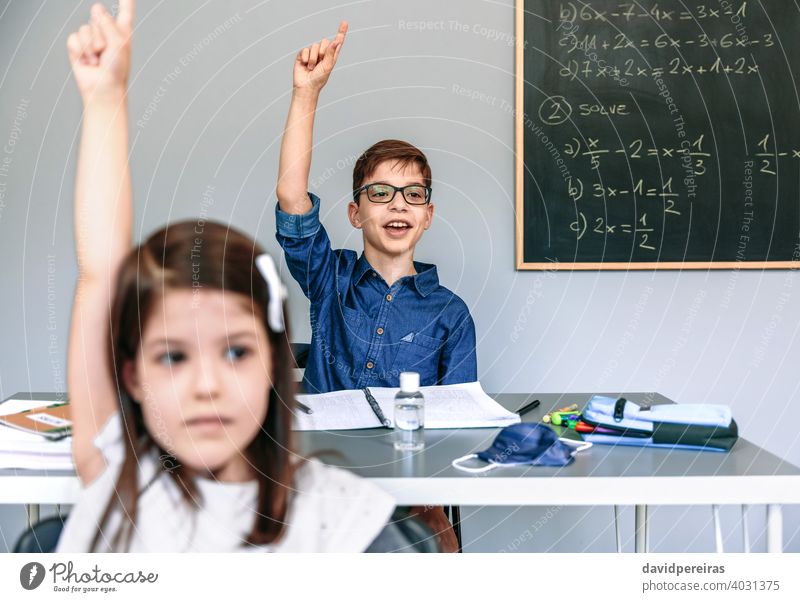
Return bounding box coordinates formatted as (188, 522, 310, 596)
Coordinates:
(276, 21, 347, 214)
(66, 0, 135, 485)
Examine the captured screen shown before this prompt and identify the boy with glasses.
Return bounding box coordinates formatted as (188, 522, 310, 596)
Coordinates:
(275, 21, 477, 395)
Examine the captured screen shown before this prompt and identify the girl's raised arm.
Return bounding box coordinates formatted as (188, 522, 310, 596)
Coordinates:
(66, 0, 135, 485)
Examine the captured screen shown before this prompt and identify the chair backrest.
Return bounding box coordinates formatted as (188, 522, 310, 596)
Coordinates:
(291, 343, 310, 369)
(365, 509, 440, 553)
(14, 516, 66, 553)
(15, 510, 439, 553)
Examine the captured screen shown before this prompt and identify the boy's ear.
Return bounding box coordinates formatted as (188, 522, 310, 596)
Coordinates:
(122, 360, 142, 404)
(423, 202, 434, 230)
(347, 201, 363, 229)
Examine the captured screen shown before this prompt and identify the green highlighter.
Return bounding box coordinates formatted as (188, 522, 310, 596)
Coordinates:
(548, 412, 580, 426)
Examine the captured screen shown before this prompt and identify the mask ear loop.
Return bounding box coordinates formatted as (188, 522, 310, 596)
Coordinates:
(256, 254, 287, 333)
(451, 453, 498, 473)
(559, 437, 593, 455)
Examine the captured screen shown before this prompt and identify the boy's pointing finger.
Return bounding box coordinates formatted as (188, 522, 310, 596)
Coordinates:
(335, 20, 349, 41)
(331, 21, 348, 62)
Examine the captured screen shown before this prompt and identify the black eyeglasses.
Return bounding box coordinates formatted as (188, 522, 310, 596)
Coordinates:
(353, 183, 432, 205)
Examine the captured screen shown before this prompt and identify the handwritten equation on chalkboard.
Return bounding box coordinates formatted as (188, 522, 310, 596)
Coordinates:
(516, 1, 800, 269)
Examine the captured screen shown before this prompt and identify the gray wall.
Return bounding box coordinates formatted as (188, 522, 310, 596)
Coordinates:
(0, 0, 797, 552)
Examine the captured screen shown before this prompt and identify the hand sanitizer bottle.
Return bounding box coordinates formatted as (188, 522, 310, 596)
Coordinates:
(393, 372, 425, 451)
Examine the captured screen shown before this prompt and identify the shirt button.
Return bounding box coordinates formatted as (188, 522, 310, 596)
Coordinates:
(386, 294, 393, 301)
(376, 327, 384, 335)
(366, 361, 374, 369)
(372, 271, 377, 277)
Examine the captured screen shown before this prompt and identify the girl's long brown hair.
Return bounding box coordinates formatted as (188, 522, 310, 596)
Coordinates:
(92, 220, 296, 551)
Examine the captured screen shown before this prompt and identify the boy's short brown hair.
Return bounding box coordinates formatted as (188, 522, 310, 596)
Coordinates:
(352, 139, 432, 202)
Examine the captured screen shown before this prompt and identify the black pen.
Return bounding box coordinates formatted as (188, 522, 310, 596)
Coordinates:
(516, 399, 541, 416)
(363, 388, 391, 428)
(295, 401, 313, 415)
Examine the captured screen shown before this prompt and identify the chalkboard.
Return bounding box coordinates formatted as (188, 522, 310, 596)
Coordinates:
(515, 0, 800, 269)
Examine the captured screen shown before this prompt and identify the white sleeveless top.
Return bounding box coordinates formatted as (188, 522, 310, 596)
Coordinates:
(57, 412, 395, 552)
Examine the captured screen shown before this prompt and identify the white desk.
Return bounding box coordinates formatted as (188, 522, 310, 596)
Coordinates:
(3, 392, 800, 552)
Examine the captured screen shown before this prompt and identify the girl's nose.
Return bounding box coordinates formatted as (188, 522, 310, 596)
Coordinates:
(193, 357, 221, 400)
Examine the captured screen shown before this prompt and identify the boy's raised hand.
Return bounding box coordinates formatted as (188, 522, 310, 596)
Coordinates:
(293, 21, 348, 94)
(67, 0, 135, 102)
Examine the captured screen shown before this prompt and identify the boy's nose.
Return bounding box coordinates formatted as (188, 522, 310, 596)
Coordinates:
(387, 190, 407, 210)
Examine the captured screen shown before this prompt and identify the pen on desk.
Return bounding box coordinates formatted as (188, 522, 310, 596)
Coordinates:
(363, 388, 391, 428)
(295, 401, 313, 415)
(20, 402, 68, 413)
(515, 399, 540, 416)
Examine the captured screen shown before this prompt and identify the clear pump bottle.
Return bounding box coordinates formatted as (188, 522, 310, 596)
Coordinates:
(393, 372, 425, 451)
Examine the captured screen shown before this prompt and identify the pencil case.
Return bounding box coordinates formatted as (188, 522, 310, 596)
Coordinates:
(579, 396, 738, 452)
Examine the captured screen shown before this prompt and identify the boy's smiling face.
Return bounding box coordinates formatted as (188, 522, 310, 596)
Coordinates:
(348, 160, 434, 260)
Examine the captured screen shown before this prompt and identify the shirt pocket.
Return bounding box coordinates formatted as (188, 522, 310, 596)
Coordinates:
(391, 332, 444, 385)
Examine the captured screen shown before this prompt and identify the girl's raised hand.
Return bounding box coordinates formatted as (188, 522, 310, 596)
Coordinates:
(293, 21, 348, 94)
(66, 0, 135, 103)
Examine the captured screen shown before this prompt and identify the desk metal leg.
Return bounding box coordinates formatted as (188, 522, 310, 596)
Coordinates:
(713, 505, 724, 553)
(766, 504, 783, 553)
(25, 504, 40, 529)
(635, 505, 648, 553)
(613, 505, 622, 553)
(742, 505, 751, 553)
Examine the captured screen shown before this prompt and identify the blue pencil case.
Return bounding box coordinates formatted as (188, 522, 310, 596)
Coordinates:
(579, 396, 738, 452)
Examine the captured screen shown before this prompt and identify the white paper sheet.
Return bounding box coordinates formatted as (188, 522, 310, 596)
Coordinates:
(293, 381, 519, 431)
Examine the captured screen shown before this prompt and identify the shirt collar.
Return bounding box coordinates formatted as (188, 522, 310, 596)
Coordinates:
(410, 261, 439, 297)
(353, 254, 375, 285)
(354, 254, 439, 298)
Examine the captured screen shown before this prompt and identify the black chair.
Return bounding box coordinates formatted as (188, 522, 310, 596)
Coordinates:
(365, 508, 440, 553)
(291, 343, 310, 369)
(13, 515, 66, 553)
(14, 510, 438, 553)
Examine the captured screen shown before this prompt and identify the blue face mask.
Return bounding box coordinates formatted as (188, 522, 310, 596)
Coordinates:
(451, 423, 592, 473)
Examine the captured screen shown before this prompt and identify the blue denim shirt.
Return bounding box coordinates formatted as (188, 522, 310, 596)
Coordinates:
(276, 193, 477, 394)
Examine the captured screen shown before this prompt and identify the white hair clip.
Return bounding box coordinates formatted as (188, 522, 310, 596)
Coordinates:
(255, 254, 287, 333)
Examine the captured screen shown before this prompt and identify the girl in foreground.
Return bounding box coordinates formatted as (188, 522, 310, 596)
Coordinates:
(57, 0, 394, 552)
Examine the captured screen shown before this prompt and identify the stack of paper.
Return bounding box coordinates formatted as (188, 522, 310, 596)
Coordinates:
(0, 399, 74, 470)
(294, 381, 519, 431)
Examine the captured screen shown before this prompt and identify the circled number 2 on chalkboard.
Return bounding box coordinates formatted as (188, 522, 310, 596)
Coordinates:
(539, 95, 572, 125)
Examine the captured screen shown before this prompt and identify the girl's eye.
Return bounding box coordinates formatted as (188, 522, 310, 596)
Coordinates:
(224, 346, 249, 362)
(158, 351, 186, 366)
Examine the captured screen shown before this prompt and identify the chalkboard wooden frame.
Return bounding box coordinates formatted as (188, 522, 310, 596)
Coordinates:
(514, 0, 798, 271)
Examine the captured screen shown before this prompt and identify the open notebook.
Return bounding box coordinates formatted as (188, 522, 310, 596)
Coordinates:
(293, 381, 520, 431)
(0, 398, 74, 470)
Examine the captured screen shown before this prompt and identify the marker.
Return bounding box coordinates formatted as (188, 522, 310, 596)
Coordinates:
(550, 412, 580, 426)
(515, 399, 541, 416)
(573, 421, 595, 434)
(543, 406, 581, 423)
